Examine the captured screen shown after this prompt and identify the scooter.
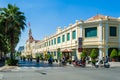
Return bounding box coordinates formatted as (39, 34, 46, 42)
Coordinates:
(73, 60, 86, 67)
(95, 60, 110, 68)
(104, 62, 110, 68)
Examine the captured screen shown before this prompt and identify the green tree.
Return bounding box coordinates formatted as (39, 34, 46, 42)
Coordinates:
(0, 31, 10, 58)
(90, 49, 98, 64)
(81, 50, 87, 60)
(44, 54, 51, 60)
(0, 9, 10, 57)
(90, 49, 98, 59)
(0, 4, 26, 59)
(110, 49, 117, 58)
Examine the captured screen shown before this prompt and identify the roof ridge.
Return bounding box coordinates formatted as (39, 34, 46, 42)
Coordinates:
(86, 14, 117, 21)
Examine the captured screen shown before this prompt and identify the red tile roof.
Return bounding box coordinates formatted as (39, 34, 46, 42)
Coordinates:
(86, 14, 117, 21)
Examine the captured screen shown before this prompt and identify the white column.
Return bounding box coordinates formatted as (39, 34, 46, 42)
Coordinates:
(80, 25, 83, 38)
(70, 30, 72, 41)
(106, 21, 108, 44)
(99, 48, 102, 60)
(99, 19, 102, 42)
(76, 49, 79, 60)
(106, 47, 108, 57)
(106, 21, 109, 57)
(119, 24, 120, 50)
(76, 26, 78, 40)
(98, 20, 103, 61)
(75, 26, 78, 60)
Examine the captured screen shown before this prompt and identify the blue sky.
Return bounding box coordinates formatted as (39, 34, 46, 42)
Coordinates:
(0, 0, 120, 50)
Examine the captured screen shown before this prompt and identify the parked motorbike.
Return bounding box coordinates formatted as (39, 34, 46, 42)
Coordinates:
(104, 62, 110, 68)
(95, 60, 110, 68)
(73, 60, 86, 67)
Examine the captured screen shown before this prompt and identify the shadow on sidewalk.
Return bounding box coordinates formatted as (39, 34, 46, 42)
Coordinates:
(0, 61, 5, 67)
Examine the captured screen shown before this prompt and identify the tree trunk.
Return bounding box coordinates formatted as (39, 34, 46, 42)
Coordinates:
(10, 32, 14, 60)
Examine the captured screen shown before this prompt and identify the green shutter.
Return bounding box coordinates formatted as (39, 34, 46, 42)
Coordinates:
(57, 37, 61, 43)
(62, 35, 65, 42)
(51, 40, 53, 45)
(110, 27, 117, 36)
(72, 30, 76, 39)
(67, 33, 70, 41)
(85, 27, 97, 37)
(49, 41, 50, 46)
(54, 38, 56, 44)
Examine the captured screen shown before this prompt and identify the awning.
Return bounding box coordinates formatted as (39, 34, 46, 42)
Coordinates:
(62, 49, 73, 53)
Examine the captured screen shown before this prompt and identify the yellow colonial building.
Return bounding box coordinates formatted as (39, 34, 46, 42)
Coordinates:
(23, 14, 120, 61)
(21, 28, 40, 58)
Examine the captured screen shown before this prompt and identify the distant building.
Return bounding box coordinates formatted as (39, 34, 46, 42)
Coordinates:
(23, 14, 120, 60)
(18, 46, 24, 52)
(22, 28, 40, 58)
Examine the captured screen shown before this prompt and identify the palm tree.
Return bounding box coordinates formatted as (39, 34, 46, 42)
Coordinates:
(0, 34, 10, 57)
(0, 10, 10, 58)
(0, 4, 26, 59)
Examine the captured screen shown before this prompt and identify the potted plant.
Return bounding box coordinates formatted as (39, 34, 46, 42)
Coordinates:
(90, 49, 98, 66)
(110, 49, 117, 62)
(81, 50, 87, 61)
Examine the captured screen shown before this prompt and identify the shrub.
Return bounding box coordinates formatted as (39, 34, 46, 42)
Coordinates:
(110, 49, 117, 58)
(81, 50, 87, 60)
(39, 54, 43, 60)
(44, 54, 51, 60)
(5, 59, 18, 66)
(91, 59, 96, 65)
(90, 49, 98, 59)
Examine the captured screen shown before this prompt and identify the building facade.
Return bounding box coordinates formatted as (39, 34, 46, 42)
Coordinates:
(23, 14, 120, 61)
(21, 28, 40, 58)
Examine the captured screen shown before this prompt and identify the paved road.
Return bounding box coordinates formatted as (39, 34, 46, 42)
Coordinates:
(0, 60, 120, 80)
(0, 67, 120, 80)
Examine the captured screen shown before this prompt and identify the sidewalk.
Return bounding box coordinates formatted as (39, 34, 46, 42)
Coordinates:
(53, 61, 120, 68)
(109, 62, 120, 68)
(85, 62, 120, 68)
(0, 66, 18, 71)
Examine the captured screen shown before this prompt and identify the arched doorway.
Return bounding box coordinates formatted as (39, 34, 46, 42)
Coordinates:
(62, 49, 73, 61)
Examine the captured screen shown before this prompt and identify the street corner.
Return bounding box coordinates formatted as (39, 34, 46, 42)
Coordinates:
(0, 66, 18, 72)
